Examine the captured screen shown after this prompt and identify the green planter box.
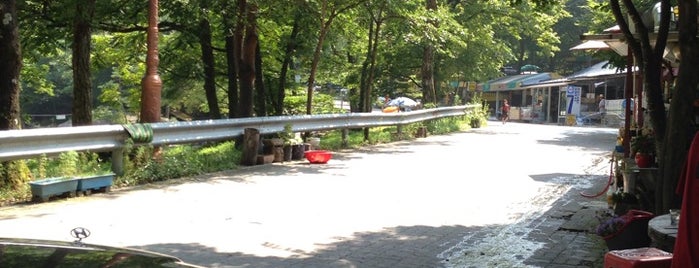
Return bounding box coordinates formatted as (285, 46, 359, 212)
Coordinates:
(29, 177, 80, 202)
(77, 174, 115, 195)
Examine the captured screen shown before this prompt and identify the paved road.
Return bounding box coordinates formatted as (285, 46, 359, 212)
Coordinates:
(0, 121, 616, 267)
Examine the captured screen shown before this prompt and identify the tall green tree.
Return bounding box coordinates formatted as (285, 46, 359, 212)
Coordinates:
(0, 0, 22, 130)
(597, 0, 698, 214)
(421, 0, 438, 105)
(0, 0, 30, 190)
(659, 0, 698, 213)
(304, 0, 365, 115)
(238, 1, 258, 118)
(71, 0, 96, 126)
(198, 0, 221, 119)
(222, 0, 241, 118)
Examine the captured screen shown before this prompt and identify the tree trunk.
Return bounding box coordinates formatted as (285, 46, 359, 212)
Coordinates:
(223, 0, 240, 119)
(199, 15, 221, 119)
(229, 0, 247, 118)
(0, 0, 29, 190)
(359, 23, 374, 115)
(254, 42, 267, 116)
(610, 0, 682, 215)
(421, 0, 437, 105)
(241, 128, 260, 166)
(657, 0, 698, 214)
(421, 47, 436, 105)
(306, 23, 331, 115)
(360, 7, 384, 141)
(276, 12, 302, 115)
(304, 1, 362, 115)
(71, 0, 96, 126)
(0, 0, 21, 131)
(238, 3, 257, 118)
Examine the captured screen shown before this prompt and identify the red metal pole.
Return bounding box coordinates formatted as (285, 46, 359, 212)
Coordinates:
(140, 0, 162, 123)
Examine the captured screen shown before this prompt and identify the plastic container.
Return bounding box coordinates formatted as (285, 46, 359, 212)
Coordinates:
(603, 210, 654, 250)
(604, 247, 672, 268)
(304, 150, 332, 164)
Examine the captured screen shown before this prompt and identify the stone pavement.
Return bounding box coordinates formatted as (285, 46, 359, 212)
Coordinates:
(522, 183, 610, 267)
(438, 172, 612, 268)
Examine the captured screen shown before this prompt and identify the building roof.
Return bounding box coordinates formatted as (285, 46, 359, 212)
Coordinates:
(523, 61, 630, 89)
(477, 62, 629, 91)
(567, 61, 626, 79)
(478, 72, 560, 92)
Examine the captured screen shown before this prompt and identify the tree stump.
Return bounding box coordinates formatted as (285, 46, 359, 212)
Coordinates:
(241, 128, 260, 166)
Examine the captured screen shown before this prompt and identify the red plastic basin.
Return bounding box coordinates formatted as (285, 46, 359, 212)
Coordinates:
(304, 150, 332, 164)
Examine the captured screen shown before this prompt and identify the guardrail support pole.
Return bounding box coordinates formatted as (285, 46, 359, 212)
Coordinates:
(111, 149, 124, 176)
(341, 128, 349, 148)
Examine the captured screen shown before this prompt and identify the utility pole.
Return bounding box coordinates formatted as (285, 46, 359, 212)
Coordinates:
(140, 0, 162, 123)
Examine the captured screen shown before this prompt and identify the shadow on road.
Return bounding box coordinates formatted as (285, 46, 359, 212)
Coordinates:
(139, 224, 479, 268)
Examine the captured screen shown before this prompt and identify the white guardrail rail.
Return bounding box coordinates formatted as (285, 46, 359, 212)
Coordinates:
(0, 105, 473, 172)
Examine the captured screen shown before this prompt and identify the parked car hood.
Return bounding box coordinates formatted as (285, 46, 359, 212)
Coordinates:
(0, 237, 204, 267)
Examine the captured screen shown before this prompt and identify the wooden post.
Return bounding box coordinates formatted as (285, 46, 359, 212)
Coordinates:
(241, 128, 260, 166)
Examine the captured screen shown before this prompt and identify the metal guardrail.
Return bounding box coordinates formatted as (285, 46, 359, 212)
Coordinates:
(0, 105, 473, 171)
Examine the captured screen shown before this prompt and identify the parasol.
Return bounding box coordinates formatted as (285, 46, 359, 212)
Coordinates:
(387, 97, 418, 107)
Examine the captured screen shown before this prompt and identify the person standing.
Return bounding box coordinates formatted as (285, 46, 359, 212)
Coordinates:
(501, 99, 510, 124)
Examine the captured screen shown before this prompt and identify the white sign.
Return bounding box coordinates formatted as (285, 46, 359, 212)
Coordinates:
(565, 86, 581, 115)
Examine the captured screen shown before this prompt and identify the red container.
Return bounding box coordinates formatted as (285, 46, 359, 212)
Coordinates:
(304, 150, 332, 164)
(604, 247, 672, 268)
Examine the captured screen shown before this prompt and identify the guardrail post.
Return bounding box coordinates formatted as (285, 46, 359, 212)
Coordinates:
(341, 128, 349, 148)
(397, 125, 403, 136)
(111, 149, 124, 176)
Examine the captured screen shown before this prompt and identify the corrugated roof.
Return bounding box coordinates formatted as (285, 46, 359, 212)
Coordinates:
(479, 73, 558, 92)
(567, 61, 626, 79)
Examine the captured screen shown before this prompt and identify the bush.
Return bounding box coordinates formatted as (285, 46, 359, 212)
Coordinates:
(117, 141, 241, 187)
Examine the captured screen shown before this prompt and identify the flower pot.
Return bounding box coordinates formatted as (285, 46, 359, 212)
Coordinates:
(635, 153, 653, 168)
(29, 177, 80, 202)
(291, 144, 305, 160)
(77, 174, 115, 195)
(283, 145, 293, 161)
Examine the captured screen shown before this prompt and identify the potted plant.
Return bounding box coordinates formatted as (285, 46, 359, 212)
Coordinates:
(630, 127, 655, 168)
(466, 96, 489, 128)
(278, 124, 304, 161)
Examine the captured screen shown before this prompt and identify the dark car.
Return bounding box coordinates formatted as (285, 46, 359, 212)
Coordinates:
(0, 228, 203, 267)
